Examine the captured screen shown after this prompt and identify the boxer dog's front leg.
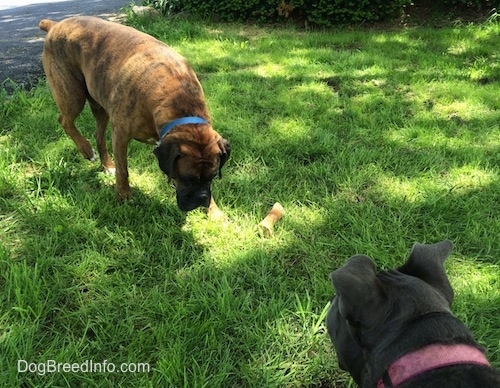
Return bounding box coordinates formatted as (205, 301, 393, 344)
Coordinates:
(112, 131, 131, 201)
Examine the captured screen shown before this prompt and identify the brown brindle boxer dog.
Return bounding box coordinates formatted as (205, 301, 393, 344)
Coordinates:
(39, 16, 230, 216)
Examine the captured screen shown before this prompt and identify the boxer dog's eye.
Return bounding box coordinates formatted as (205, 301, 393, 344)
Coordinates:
(189, 176, 200, 183)
(180, 175, 201, 184)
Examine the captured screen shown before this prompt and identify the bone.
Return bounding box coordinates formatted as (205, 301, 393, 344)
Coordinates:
(258, 202, 284, 237)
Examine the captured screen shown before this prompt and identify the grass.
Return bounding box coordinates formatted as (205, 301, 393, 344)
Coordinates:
(0, 12, 499, 387)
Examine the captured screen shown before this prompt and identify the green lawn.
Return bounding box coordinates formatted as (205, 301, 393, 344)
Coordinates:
(0, 13, 499, 387)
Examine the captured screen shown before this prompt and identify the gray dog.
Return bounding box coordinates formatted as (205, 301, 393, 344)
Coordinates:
(326, 240, 500, 387)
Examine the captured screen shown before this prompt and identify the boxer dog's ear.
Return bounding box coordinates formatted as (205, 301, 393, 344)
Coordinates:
(217, 138, 231, 178)
(154, 142, 181, 180)
(398, 240, 454, 305)
(330, 255, 384, 323)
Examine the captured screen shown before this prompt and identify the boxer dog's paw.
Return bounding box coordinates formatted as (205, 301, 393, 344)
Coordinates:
(116, 190, 131, 203)
(89, 149, 98, 162)
(207, 207, 229, 225)
(79, 144, 96, 161)
(102, 161, 116, 176)
(104, 166, 116, 176)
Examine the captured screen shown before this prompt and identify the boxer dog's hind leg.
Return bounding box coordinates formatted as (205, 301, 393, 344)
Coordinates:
(45, 65, 96, 160)
(88, 98, 115, 174)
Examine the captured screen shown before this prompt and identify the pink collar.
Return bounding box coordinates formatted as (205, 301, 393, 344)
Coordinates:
(377, 343, 490, 387)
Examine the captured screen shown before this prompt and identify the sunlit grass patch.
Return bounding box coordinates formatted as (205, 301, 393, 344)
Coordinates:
(446, 165, 496, 191)
(447, 259, 500, 357)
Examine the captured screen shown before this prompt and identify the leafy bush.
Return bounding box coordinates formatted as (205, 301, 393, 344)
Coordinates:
(142, 0, 183, 16)
(142, 0, 413, 25)
(180, 0, 284, 23)
(290, 0, 412, 26)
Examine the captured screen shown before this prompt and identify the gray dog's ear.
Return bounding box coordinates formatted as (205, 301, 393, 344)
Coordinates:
(398, 240, 454, 305)
(331, 255, 383, 321)
(153, 142, 181, 179)
(217, 138, 230, 178)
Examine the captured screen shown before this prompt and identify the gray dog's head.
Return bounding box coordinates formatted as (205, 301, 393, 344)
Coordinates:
(325, 240, 454, 384)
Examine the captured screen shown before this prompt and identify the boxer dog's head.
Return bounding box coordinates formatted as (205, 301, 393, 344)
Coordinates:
(153, 130, 230, 212)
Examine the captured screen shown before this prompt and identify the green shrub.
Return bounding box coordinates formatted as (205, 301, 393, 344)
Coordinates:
(142, 0, 183, 16)
(142, 0, 413, 25)
(180, 0, 284, 23)
(290, 0, 411, 26)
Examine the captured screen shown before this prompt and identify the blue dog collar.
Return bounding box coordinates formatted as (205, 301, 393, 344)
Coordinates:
(159, 116, 208, 141)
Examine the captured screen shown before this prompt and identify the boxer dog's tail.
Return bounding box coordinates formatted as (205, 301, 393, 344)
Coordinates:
(39, 19, 57, 33)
